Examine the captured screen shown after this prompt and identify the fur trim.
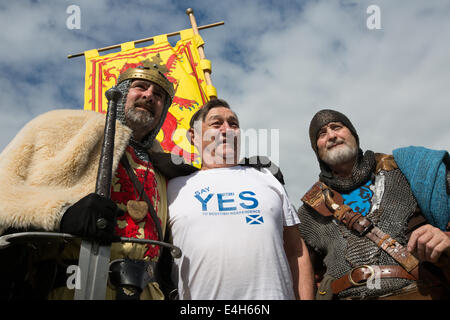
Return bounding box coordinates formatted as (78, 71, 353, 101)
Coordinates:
(0, 109, 132, 234)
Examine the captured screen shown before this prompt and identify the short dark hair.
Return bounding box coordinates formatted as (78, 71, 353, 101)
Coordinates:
(189, 98, 232, 128)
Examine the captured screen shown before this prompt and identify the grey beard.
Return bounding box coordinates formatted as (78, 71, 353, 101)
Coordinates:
(319, 149, 376, 193)
(125, 107, 155, 134)
(322, 143, 358, 167)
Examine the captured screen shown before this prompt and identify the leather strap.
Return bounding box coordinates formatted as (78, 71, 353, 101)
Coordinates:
(302, 181, 374, 236)
(374, 153, 398, 173)
(120, 155, 163, 242)
(301, 181, 344, 217)
(302, 181, 419, 275)
(331, 265, 416, 295)
(365, 227, 419, 274)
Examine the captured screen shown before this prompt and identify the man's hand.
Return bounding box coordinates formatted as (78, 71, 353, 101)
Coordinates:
(60, 193, 124, 244)
(407, 224, 450, 263)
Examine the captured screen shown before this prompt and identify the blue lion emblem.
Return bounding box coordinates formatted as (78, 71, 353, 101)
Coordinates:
(342, 180, 373, 216)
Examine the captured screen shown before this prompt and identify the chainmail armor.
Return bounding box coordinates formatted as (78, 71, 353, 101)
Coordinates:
(298, 158, 418, 299)
(319, 149, 376, 193)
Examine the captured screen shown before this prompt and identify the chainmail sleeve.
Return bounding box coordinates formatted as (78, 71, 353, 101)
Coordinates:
(298, 204, 352, 280)
(297, 204, 332, 255)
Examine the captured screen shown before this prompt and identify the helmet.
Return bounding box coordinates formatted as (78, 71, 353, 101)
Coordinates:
(117, 65, 175, 103)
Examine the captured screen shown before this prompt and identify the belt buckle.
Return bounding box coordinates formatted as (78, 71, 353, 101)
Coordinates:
(348, 265, 375, 286)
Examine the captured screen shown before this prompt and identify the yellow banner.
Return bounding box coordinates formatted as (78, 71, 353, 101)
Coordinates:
(84, 29, 216, 166)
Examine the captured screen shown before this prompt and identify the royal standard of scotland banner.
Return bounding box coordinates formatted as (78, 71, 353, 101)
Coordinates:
(84, 28, 217, 166)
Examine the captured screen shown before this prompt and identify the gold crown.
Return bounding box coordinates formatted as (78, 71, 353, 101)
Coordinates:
(117, 66, 175, 99)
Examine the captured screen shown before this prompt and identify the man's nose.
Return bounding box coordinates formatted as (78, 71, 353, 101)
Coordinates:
(141, 86, 155, 101)
(219, 122, 234, 133)
(325, 127, 337, 140)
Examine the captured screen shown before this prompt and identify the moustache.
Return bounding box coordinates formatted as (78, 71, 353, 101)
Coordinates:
(326, 139, 344, 149)
(132, 100, 155, 115)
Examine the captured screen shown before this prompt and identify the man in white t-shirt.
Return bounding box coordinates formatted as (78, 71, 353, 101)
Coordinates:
(167, 99, 314, 300)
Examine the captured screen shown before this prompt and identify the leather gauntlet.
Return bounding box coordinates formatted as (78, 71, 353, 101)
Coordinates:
(59, 193, 124, 244)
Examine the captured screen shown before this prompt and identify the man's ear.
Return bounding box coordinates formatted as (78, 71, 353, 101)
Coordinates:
(187, 128, 195, 145)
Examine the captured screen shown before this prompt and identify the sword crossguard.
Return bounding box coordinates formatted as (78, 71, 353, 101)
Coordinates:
(0, 232, 182, 258)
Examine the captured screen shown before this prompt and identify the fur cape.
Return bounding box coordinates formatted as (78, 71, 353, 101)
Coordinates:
(0, 109, 133, 234)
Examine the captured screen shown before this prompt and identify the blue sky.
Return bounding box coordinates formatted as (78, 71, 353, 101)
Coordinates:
(1, 0, 450, 207)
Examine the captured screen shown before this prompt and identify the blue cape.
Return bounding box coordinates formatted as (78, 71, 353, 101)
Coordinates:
(393, 146, 449, 231)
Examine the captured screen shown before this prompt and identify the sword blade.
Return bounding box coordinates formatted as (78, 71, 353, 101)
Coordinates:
(75, 241, 111, 300)
(74, 87, 122, 300)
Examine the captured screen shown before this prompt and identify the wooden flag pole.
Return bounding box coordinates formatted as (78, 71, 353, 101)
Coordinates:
(67, 20, 224, 59)
(186, 8, 217, 99)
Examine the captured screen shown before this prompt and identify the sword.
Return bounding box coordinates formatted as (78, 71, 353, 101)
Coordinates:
(74, 87, 122, 300)
(0, 232, 182, 259)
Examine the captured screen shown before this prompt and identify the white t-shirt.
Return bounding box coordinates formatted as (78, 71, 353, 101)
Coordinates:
(167, 166, 300, 300)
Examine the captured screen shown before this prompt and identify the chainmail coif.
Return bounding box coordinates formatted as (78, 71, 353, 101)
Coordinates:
(308, 109, 376, 193)
(319, 149, 376, 193)
(308, 109, 359, 154)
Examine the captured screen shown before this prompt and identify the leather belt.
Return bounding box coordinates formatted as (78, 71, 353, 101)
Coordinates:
(331, 265, 416, 295)
(302, 181, 420, 275)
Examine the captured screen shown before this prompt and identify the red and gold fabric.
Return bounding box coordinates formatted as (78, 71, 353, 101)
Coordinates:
(110, 146, 167, 261)
(108, 146, 168, 299)
(84, 29, 217, 168)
